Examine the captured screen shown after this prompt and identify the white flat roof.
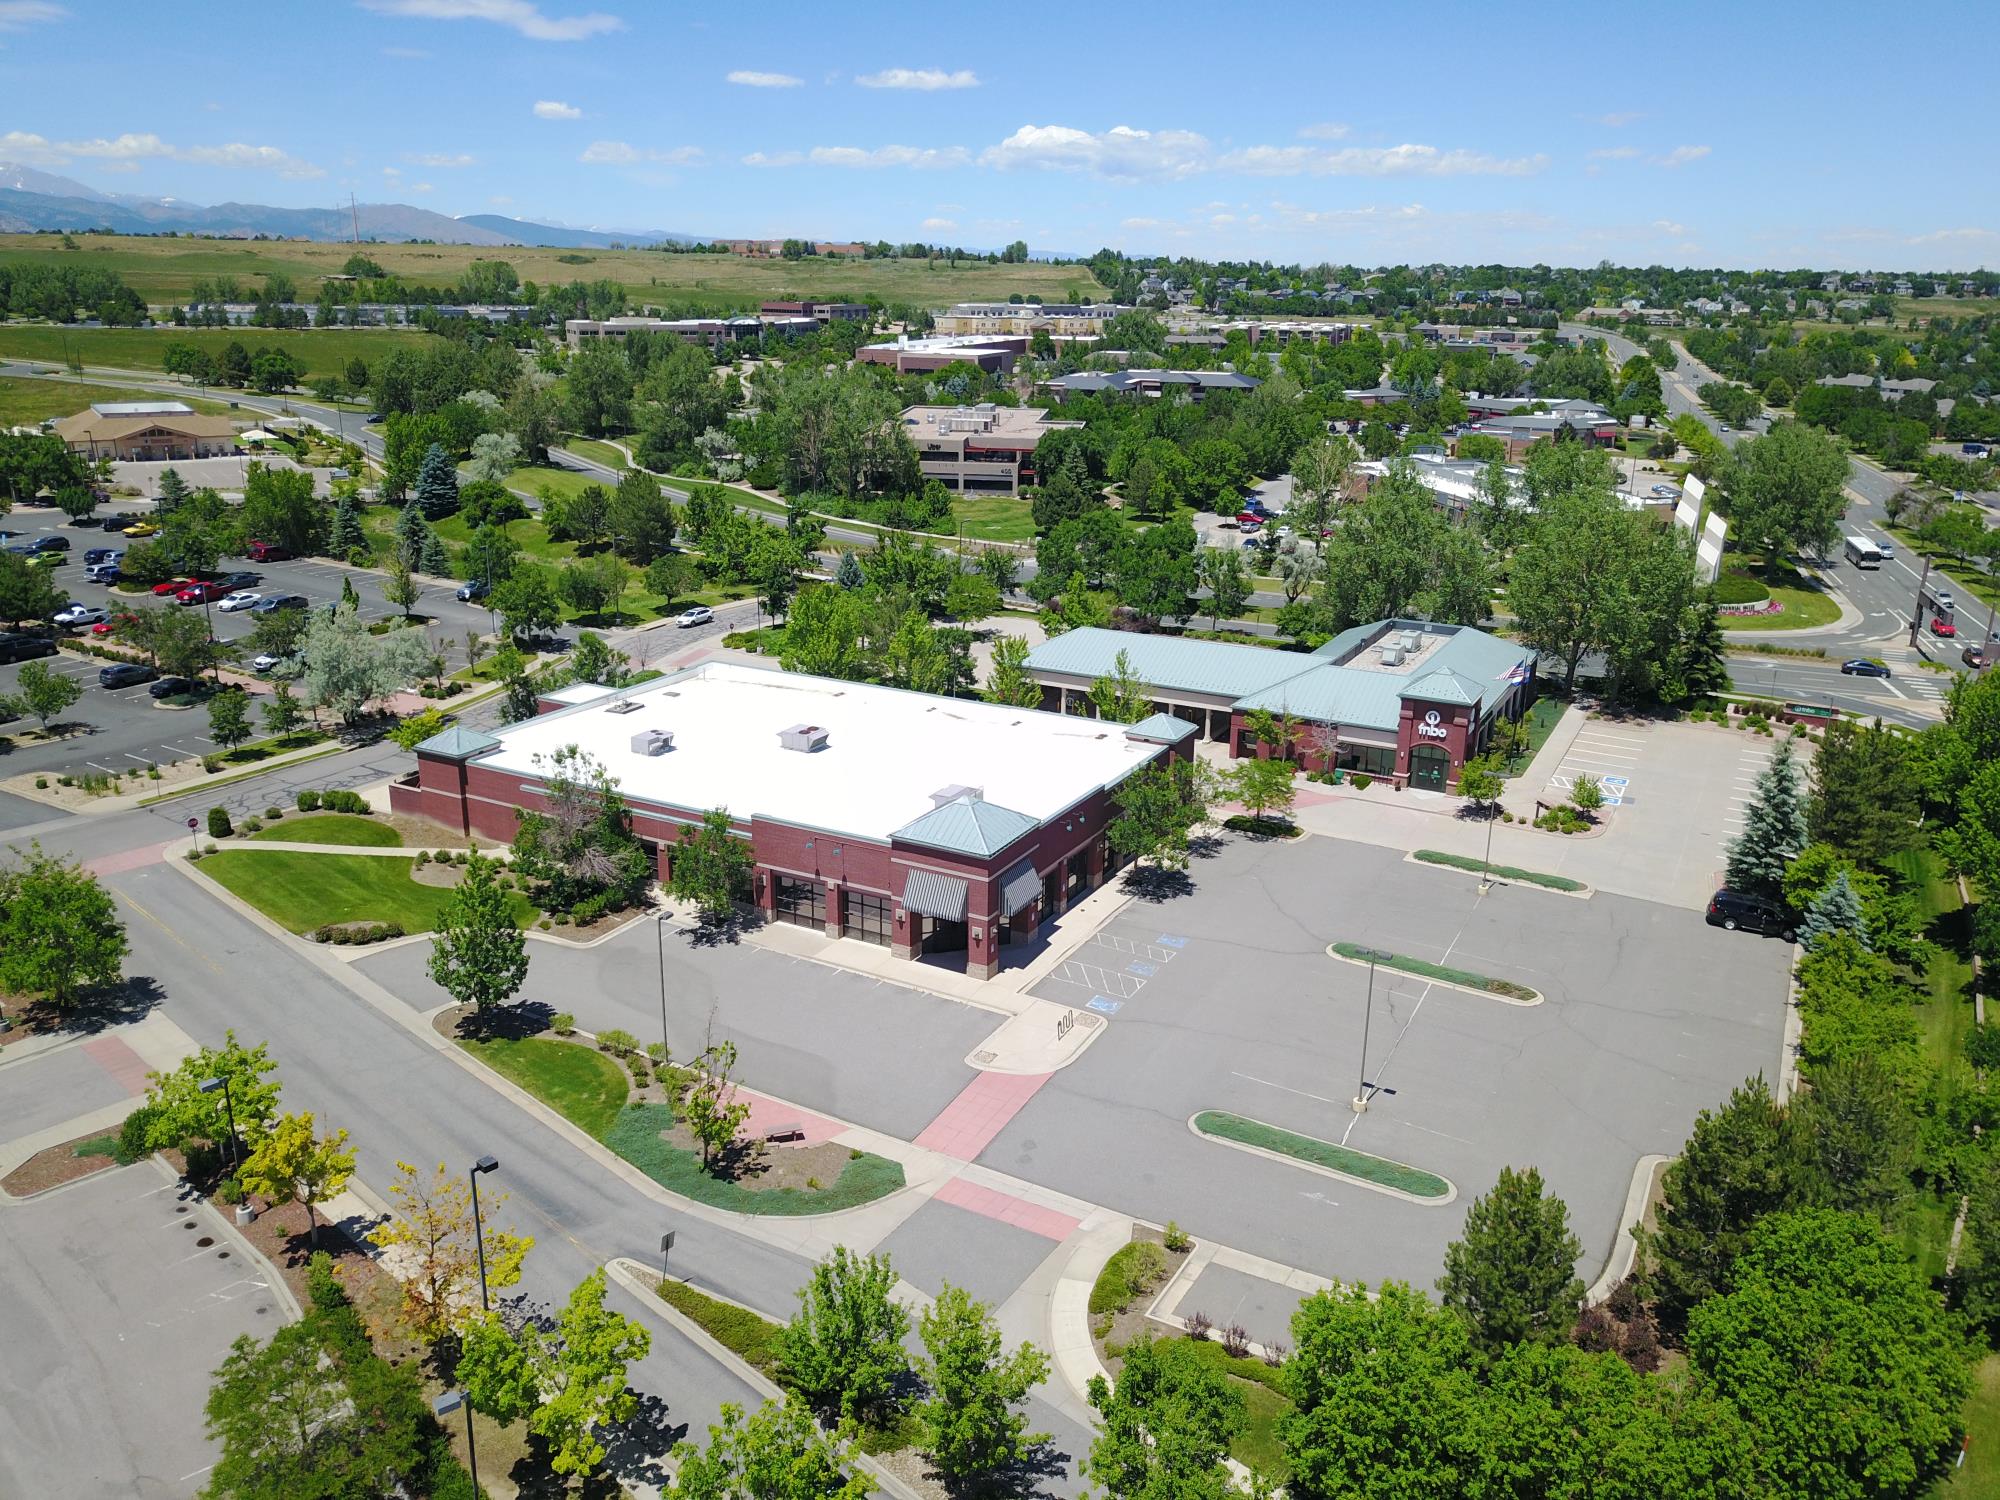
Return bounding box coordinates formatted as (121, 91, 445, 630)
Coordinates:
(476, 660, 1159, 842)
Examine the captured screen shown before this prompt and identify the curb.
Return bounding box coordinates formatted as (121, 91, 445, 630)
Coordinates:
(1401, 849, 1593, 900)
(1324, 944, 1543, 1007)
(1186, 1113, 1459, 1207)
(1587, 1153, 1668, 1306)
(157, 1153, 306, 1324)
(1777, 941, 1803, 1104)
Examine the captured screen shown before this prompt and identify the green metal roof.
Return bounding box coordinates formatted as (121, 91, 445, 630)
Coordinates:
(412, 725, 500, 759)
(892, 795, 1040, 857)
(1125, 712, 1199, 744)
(1400, 667, 1483, 706)
(1024, 628, 1310, 700)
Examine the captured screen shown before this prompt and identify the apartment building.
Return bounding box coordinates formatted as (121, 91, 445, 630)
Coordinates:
(899, 403, 1082, 494)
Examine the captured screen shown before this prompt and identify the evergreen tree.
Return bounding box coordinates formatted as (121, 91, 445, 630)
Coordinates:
(835, 549, 865, 589)
(1724, 738, 1807, 898)
(1436, 1164, 1584, 1356)
(1800, 868, 1867, 951)
(1793, 1056, 1913, 1222)
(326, 495, 365, 558)
(156, 466, 191, 515)
(418, 530, 450, 578)
(395, 501, 432, 572)
(413, 441, 460, 519)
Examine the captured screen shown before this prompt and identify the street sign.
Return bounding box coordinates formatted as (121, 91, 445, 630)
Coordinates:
(186, 817, 199, 830)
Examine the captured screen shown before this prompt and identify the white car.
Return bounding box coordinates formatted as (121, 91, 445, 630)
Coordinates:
(251, 651, 290, 673)
(217, 590, 263, 613)
(53, 602, 108, 627)
(676, 605, 715, 628)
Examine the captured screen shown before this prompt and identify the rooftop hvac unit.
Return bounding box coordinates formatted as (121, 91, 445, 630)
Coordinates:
(1379, 645, 1404, 666)
(1401, 629, 1422, 652)
(605, 698, 643, 715)
(930, 784, 983, 808)
(778, 723, 830, 753)
(630, 728, 674, 756)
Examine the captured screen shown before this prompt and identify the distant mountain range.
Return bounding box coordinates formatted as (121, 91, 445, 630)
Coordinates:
(0, 164, 701, 249)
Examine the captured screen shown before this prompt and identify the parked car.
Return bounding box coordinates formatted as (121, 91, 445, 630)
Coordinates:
(99, 515, 130, 533)
(121, 520, 158, 538)
(177, 581, 228, 605)
(250, 593, 308, 615)
(90, 612, 137, 637)
(244, 540, 291, 562)
(217, 590, 262, 612)
(1964, 442, 1989, 456)
(25, 550, 62, 568)
(456, 579, 490, 602)
(84, 563, 121, 584)
(148, 676, 194, 699)
(0, 632, 58, 663)
(151, 578, 192, 597)
(1649, 483, 1681, 498)
(82, 547, 118, 566)
(213, 570, 259, 590)
(364, 412, 384, 424)
(675, 605, 715, 628)
(53, 602, 107, 628)
(1931, 616, 1958, 637)
(1840, 658, 1892, 677)
(29, 535, 70, 553)
(97, 662, 157, 688)
(1235, 512, 1264, 528)
(250, 651, 296, 673)
(1705, 889, 1797, 942)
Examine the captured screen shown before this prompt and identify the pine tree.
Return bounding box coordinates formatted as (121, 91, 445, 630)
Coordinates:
(413, 442, 460, 520)
(395, 501, 432, 571)
(419, 530, 451, 578)
(1725, 738, 1807, 898)
(1800, 868, 1867, 951)
(327, 495, 366, 558)
(1436, 1164, 1584, 1355)
(835, 549, 865, 589)
(156, 466, 191, 515)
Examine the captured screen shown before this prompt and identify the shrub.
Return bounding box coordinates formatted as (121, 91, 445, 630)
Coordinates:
(1351, 773, 1373, 789)
(305, 1251, 350, 1313)
(296, 789, 321, 812)
(551, 1011, 576, 1035)
(1163, 1220, 1192, 1253)
(414, 850, 431, 866)
(1185, 1309, 1213, 1341)
(571, 890, 618, 925)
(646, 1041, 667, 1062)
(34, 776, 46, 789)
(313, 925, 333, 943)
(240, 817, 263, 834)
(1221, 1322, 1252, 1358)
(216, 1176, 246, 1205)
(1967, 1025, 2000, 1071)
(207, 806, 233, 838)
(1089, 1239, 1169, 1317)
(598, 1027, 640, 1056)
(264, 805, 282, 819)
(1263, 1339, 1288, 1368)
(117, 1105, 157, 1164)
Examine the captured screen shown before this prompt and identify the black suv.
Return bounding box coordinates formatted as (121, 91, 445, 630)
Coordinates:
(0, 631, 59, 663)
(29, 535, 70, 553)
(98, 662, 158, 689)
(1706, 889, 1797, 942)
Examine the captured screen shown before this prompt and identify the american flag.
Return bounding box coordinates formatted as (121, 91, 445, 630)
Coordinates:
(1498, 661, 1530, 685)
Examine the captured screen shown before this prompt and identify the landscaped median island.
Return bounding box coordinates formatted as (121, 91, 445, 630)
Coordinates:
(1329, 940, 1542, 1004)
(1413, 848, 1589, 893)
(453, 1025, 905, 1217)
(247, 813, 402, 847)
(196, 849, 537, 936)
(1193, 1111, 1454, 1202)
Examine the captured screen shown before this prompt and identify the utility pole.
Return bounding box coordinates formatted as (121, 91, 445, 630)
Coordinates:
(349, 192, 361, 246)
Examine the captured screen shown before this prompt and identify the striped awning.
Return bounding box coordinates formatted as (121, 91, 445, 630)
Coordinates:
(902, 868, 969, 922)
(998, 859, 1041, 917)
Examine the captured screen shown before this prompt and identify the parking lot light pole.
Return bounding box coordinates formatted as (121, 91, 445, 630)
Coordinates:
(1351, 948, 1392, 1114)
(1480, 804, 1498, 893)
(656, 913, 671, 1063)
(469, 1155, 499, 1311)
(198, 1075, 240, 1170)
(433, 1389, 478, 1492)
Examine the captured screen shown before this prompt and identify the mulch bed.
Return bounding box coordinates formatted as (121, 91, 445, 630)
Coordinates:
(0, 1129, 121, 1197)
(1091, 1224, 1181, 1370)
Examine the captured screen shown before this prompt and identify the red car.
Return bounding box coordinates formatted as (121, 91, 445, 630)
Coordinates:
(1931, 617, 1958, 637)
(177, 581, 227, 605)
(152, 578, 192, 596)
(90, 612, 138, 637)
(245, 540, 291, 563)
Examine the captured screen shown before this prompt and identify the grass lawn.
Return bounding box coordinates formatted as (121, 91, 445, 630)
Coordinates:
(430, 510, 576, 563)
(248, 813, 401, 847)
(1723, 581, 1844, 631)
(1941, 1353, 2000, 1498)
(1194, 1110, 1452, 1199)
(654, 1277, 783, 1376)
(560, 437, 630, 470)
(197, 850, 534, 933)
(457, 1037, 629, 1140)
(948, 495, 1037, 543)
(0, 323, 434, 381)
(501, 464, 600, 505)
(1414, 849, 1586, 892)
(0, 374, 229, 426)
(1501, 697, 1567, 776)
(605, 1101, 905, 1215)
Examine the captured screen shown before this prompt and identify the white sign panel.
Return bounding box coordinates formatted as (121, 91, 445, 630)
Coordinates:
(1415, 709, 1449, 739)
(1684, 473, 1707, 510)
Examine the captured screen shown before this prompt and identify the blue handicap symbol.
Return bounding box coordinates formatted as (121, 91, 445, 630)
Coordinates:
(1602, 775, 1630, 788)
(1156, 935, 1188, 948)
(1087, 997, 1123, 1016)
(1126, 961, 1158, 977)
(1603, 796, 1624, 806)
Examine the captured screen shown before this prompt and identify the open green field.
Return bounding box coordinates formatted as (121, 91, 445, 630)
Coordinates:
(0, 323, 436, 381)
(947, 494, 1038, 543)
(197, 849, 535, 933)
(0, 233, 1107, 310)
(0, 374, 229, 427)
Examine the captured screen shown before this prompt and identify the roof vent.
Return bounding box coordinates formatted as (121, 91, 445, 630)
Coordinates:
(1379, 645, 1404, 666)
(605, 698, 643, 716)
(1401, 629, 1422, 652)
(779, 723, 830, 753)
(930, 784, 982, 808)
(630, 728, 674, 756)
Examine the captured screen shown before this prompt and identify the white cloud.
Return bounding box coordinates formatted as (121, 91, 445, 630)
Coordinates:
(408, 151, 473, 167)
(0, 1, 65, 30)
(382, 165, 401, 177)
(533, 99, 581, 119)
(921, 216, 957, 230)
(1588, 146, 1640, 160)
(808, 144, 968, 169)
(1654, 218, 1690, 236)
(727, 69, 801, 88)
(1656, 144, 1711, 167)
(1595, 111, 1642, 127)
(414, 181, 434, 193)
(358, 0, 621, 42)
(741, 151, 803, 168)
(979, 123, 1544, 180)
(0, 131, 324, 178)
(1297, 122, 1349, 140)
(856, 67, 978, 90)
(578, 140, 700, 165)
(1906, 226, 2000, 245)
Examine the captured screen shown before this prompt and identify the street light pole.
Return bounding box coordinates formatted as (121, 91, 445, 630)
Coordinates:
(1351, 948, 1390, 1114)
(1480, 802, 1497, 893)
(199, 1075, 240, 1170)
(468, 1155, 499, 1311)
(433, 1390, 478, 1493)
(655, 913, 671, 1063)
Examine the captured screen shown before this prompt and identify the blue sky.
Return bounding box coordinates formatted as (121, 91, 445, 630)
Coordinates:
(1, 0, 1994, 269)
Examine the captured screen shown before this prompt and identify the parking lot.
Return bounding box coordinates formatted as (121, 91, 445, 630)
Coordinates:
(1010, 832, 1792, 1290)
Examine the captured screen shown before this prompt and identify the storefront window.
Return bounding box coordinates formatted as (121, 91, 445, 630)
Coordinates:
(1340, 742, 1398, 777)
(773, 875, 826, 930)
(845, 890, 892, 947)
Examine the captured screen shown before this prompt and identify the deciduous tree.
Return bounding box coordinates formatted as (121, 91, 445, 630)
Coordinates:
(369, 1159, 533, 1344)
(0, 658, 80, 732)
(0, 842, 127, 1007)
(982, 632, 1042, 708)
(1110, 758, 1211, 871)
(669, 1399, 870, 1500)
(238, 1111, 355, 1245)
(668, 807, 753, 922)
(918, 1283, 1050, 1485)
(1088, 648, 1152, 724)
(143, 1031, 282, 1154)
(777, 1246, 912, 1424)
(1087, 1332, 1242, 1500)
(428, 853, 529, 1014)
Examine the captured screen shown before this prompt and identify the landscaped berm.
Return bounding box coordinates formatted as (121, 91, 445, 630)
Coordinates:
(1193, 1111, 1453, 1201)
(452, 1020, 904, 1215)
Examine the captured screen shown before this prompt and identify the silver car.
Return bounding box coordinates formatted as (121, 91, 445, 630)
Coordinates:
(217, 590, 263, 612)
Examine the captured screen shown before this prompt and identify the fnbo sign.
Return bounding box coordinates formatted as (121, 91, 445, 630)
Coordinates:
(1415, 709, 1449, 740)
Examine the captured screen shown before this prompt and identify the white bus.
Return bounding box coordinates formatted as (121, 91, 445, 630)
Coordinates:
(1845, 535, 1884, 568)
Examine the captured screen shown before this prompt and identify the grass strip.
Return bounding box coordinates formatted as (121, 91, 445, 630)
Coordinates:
(1089, 1240, 1168, 1318)
(605, 1102, 905, 1216)
(1194, 1110, 1451, 1199)
(138, 742, 347, 804)
(653, 1277, 782, 1375)
(457, 1038, 630, 1141)
(1413, 849, 1586, 892)
(1331, 941, 1538, 1001)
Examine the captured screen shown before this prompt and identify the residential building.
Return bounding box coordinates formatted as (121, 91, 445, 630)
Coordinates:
(899, 403, 1082, 494)
(932, 303, 1132, 337)
(716, 240, 866, 258)
(391, 660, 1184, 980)
(1355, 453, 1523, 521)
(51, 401, 237, 461)
(1022, 620, 1535, 790)
(1814, 374, 1938, 400)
